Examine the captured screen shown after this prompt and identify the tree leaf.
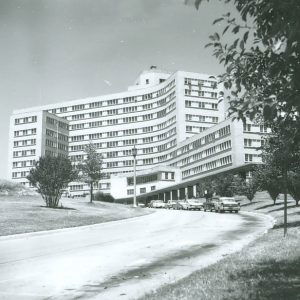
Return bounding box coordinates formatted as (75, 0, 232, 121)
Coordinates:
(223, 25, 230, 35)
(213, 17, 224, 25)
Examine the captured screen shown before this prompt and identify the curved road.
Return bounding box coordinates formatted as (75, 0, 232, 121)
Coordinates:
(0, 210, 273, 300)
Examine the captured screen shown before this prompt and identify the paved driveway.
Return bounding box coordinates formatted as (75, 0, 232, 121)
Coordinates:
(0, 210, 273, 299)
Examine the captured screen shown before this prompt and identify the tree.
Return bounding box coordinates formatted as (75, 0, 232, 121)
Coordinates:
(197, 178, 215, 198)
(243, 180, 258, 202)
(27, 155, 77, 208)
(252, 164, 281, 205)
(77, 143, 103, 203)
(192, 0, 300, 134)
(287, 171, 300, 206)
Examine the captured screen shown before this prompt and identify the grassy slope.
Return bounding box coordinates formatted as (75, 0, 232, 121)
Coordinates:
(140, 192, 300, 300)
(0, 195, 152, 236)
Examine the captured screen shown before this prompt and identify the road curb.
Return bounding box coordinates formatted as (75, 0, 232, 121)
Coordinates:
(240, 210, 277, 234)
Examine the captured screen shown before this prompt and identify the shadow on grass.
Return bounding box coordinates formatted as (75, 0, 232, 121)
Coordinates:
(254, 202, 283, 210)
(268, 204, 298, 213)
(39, 206, 77, 211)
(240, 201, 260, 207)
(230, 257, 300, 300)
(273, 221, 300, 229)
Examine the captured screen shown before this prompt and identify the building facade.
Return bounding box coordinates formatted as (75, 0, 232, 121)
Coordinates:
(8, 68, 265, 197)
(111, 117, 267, 202)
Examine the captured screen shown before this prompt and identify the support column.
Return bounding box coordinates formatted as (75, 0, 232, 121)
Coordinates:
(193, 185, 197, 198)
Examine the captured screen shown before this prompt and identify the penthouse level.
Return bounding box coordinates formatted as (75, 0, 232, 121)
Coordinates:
(8, 68, 226, 194)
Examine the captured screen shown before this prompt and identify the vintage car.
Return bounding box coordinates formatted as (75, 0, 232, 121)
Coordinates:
(212, 197, 241, 213)
(178, 200, 190, 210)
(186, 198, 204, 210)
(203, 198, 215, 212)
(151, 200, 166, 209)
(166, 200, 179, 209)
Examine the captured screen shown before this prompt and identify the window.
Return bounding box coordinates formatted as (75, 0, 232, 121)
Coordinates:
(127, 189, 134, 195)
(146, 79, 149, 84)
(185, 100, 192, 107)
(151, 186, 156, 191)
(245, 154, 253, 162)
(244, 139, 252, 147)
(140, 187, 146, 194)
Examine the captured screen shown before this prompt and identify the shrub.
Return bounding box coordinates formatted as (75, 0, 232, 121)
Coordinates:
(94, 191, 115, 202)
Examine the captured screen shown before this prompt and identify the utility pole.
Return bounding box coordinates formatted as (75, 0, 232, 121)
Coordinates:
(56, 120, 59, 157)
(132, 145, 137, 208)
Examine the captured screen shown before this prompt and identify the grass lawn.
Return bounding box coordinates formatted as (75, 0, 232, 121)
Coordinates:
(0, 195, 152, 236)
(140, 192, 300, 300)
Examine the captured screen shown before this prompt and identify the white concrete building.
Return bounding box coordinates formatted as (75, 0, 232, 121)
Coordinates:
(8, 67, 265, 198)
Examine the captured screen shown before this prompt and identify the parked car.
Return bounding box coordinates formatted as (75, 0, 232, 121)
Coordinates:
(186, 198, 204, 210)
(203, 198, 215, 212)
(148, 200, 156, 208)
(151, 200, 166, 209)
(178, 200, 190, 210)
(212, 197, 240, 213)
(171, 201, 184, 210)
(166, 200, 178, 209)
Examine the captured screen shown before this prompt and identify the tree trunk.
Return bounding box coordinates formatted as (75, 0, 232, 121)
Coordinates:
(90, 183, 93, 203)
(283, 169, 288, 237)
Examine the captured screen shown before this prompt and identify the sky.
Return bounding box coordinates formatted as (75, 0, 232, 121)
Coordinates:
(0, 0, 236, 179)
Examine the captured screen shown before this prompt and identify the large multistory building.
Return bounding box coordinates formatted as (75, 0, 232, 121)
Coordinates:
(8, 67, 266, 200)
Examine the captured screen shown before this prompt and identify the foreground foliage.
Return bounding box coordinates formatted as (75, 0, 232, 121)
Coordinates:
(27, 156, 77, 208)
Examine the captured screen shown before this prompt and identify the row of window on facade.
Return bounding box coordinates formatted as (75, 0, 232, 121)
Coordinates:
(244, 138, 264, 148)
(243, 123, 268, 133)
(245, 153, 261, 162)
(181, 140, 232, 167)
(182, 155, 233, 178)
(46, 117, 69, 130)
(70, 117, 176, 138)
(70, 139, 176, 165)
(184, 77, 217, 88)
(186, 126, 209, 133)
(185, 114, 218, 124)
(127, 185, 156, 195)
(14, 128, 36, 137)
(47, 80, 176, 115)
(45, 139, 68, 151)
(12, 159, 35, 168)
(185, 89, 218, 98)
(13, 139, 36, 148)
(12, 170, 30, 178)
(185, 100, 218, 110)
(45, 129, 69, 142)
(69, 98, 175, 122)
(13, 149, 36, 157)
(70, 127, 176, 145)
(14, 115, 37, 125)
(69, 182, 111, 191)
